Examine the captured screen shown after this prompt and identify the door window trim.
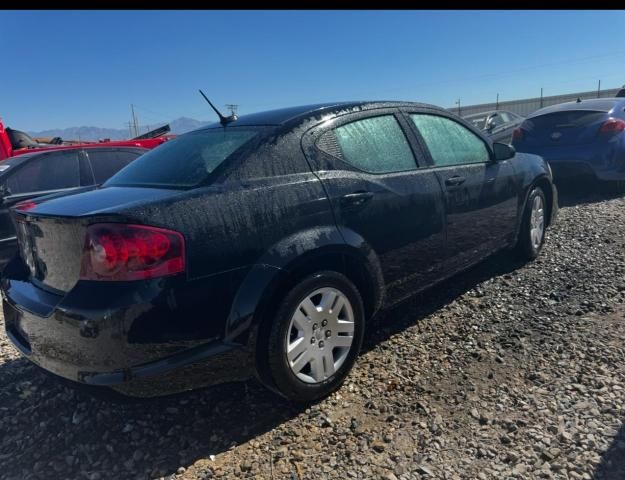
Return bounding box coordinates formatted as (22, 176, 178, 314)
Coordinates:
(78, 150, 96, 186)
(304, 107, 429, 175)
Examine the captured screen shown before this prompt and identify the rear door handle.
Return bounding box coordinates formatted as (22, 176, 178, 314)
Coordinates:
(340, 191, 374, 207)
(444, 176, 466, 187)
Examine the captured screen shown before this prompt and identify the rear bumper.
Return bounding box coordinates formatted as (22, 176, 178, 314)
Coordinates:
(519, 142, 625, 182)
(548, 161, 625, 182)
(1, 266, 256, 396)
(4, 304, 250, 393)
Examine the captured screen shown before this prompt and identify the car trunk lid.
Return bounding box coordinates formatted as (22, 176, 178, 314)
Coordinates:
(520, 110, 608, 147)
(14, 213, 88, 293)
(11, 186, 183, 293)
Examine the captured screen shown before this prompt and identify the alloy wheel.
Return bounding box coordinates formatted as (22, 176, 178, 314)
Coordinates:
(285, 287, 355, 384)
(530, 194, 545, 250)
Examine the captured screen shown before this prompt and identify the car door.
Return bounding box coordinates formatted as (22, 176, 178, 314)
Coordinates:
(0, 150, 83, 261)
(302, 109, 447, 305)
(405, 111, 519, 273)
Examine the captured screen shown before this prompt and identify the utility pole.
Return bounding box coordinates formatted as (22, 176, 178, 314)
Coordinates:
(225, 104, 238, 117)
(130, 104, 139, 137)
(496, 93, 499, 110)
(597, 79, 601, 98)
(455, 99, 461, 116)
(540, 88, 544, 108)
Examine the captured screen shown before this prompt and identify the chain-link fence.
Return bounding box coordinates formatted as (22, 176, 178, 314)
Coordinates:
(450, 87, 622, 118)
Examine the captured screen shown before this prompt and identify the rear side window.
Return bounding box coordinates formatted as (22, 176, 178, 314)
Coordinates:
(87, 150, 143, 184)
(105, 128, 261, 188)
(6, 151, 80, 194)
(410, 114, 490, 167)
(330, 115, 416, 173)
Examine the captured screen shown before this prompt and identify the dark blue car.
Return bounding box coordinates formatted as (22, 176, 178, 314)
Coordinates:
(512, 98, 625, 190)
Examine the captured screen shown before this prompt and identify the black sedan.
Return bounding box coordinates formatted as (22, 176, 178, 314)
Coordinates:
(463, 110, 524, 143)
(1, 101, 557, 403)
(0, 146, 147, 268)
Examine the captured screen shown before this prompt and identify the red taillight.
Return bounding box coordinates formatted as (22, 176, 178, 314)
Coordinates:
(599, 118, 625, 135)
(512, 128, 524, 142)
(15, 201, 37, 211)
(80, 223, 185, 281)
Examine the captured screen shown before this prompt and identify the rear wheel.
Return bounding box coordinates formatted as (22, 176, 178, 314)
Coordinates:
(515, 186, 547, 261)
(264, 271, 365, 403)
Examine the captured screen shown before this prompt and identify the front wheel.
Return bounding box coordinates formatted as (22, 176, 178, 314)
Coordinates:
(264, 271, 365, 403)
(514, 186, 547, 261)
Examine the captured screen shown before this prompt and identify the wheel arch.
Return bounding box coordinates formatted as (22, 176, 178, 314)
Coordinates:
(223, 226, 385, 388)
(514, 173, 554, 243)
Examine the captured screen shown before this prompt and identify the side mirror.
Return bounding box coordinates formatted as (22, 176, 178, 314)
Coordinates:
(493, 142, 515, 161)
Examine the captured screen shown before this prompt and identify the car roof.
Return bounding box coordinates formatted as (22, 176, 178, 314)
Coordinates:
(529, 98, 625, 118)
(201, 101, 446, 129)
(10, 144, 149, 158)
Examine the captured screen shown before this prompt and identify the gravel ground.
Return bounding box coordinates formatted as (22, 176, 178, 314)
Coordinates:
(1, 184, 624, 480)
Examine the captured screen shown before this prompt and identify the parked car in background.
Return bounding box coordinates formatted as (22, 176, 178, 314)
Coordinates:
(1, 101, 557, 403)
(463, 110, 524, 143)
(511, 98, 625, 191)
(0, 146, 147, 268)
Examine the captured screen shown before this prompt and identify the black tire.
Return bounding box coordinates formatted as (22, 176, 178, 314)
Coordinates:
(515, 186, 547, 261)
(264, 271, 365, 403)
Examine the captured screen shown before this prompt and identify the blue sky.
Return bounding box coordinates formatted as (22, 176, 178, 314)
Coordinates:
(2, 10, 625, 131)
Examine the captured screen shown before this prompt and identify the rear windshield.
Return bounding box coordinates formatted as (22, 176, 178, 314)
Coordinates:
(104, 127, 262, 188)
(526, 110, 606, 129)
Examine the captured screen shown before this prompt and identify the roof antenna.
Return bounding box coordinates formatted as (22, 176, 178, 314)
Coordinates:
(198, 90, 238, 126)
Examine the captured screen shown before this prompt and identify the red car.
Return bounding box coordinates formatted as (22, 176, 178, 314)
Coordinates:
(0, 119, 170, 161)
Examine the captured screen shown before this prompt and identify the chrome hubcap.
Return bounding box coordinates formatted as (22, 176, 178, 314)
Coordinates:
(285, 287, 355, 384)
(530, 194, 545, 250)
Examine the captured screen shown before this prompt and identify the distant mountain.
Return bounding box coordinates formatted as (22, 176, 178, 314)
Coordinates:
(28, 117, 212, 141)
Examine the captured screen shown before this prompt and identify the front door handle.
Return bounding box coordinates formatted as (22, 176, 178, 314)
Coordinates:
(444, 176, 466, 187)
(340, 191, 374, 207)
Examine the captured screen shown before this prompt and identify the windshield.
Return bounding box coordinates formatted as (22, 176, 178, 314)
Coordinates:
(104, 127, 262, 188)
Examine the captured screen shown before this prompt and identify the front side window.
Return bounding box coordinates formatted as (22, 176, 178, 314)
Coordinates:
(410, 114, 490, 167)
(6, 152, 80, 194)
(332, 115, 416, 173)
(105, 128, 262, 188)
